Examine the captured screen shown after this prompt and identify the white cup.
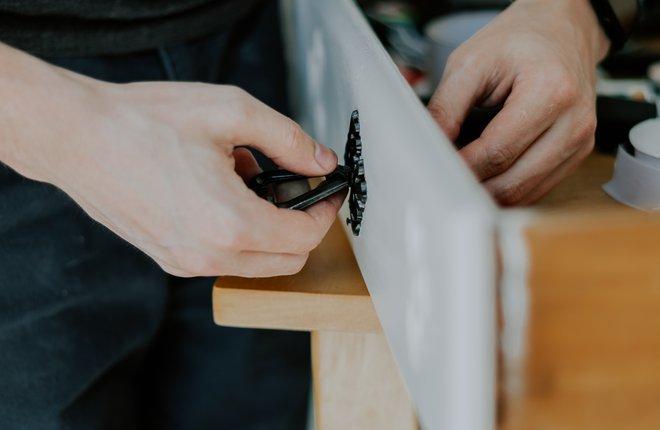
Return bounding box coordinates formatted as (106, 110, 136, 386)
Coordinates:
(629, 118, 660, 168)
(424, 11, 500, 89)
(603, 118, 660, 211)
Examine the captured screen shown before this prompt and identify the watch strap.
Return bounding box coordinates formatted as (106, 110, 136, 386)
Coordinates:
(589, 0, 641, 52)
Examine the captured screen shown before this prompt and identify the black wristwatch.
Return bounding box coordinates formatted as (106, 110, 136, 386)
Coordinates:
(509, 0, 642, 52)
(588, 0, 642, 52)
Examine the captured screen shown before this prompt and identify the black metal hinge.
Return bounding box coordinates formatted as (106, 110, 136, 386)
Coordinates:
(249, 110, 367, 236)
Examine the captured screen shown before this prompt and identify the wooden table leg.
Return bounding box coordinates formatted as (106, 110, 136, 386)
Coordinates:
(311, 331, 417, 430)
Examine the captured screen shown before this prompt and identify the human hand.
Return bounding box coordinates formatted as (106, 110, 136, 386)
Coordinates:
(20, 78, 342, 277)
(428, 0, 610, 205)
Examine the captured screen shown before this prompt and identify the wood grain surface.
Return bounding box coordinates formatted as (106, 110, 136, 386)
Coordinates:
(499, 152, 660, 429)
(312, 331, 416, 430)
(535, 151, 620, 211)
(213, 151, 660, 429)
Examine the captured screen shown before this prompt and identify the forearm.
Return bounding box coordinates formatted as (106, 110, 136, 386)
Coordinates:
(0, 43, 103, 185)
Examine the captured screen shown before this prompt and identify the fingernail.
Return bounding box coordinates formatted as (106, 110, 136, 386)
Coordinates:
(315, 143, 337, 171)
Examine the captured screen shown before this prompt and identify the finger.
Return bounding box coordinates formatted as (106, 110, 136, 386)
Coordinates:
(482, 116, 574, 205)
(150, 242, 313, 278)
(189, 251, 310, 278)
(233, 147, 262, 184)
(482, 113, 594, 205)
(459, 77, 564, 181)
(518, 137, 594, 205)
(427, 52, 491, 141)
(238, 187, 346, 255)
(227, 89, 337, 176)
(150, 255, 194, 278)
(165, 251, 310, 278)
(234, 148, 312, 204)
(229, 251, 310, 277)
(300, 188, 347, 233)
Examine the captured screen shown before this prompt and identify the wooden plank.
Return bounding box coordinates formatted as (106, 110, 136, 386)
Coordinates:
(535, 151, 620, 211)
(312, 331, 417, 430)
(215, 150, 652, 428)
(499, 153, 660, 429)
(213, 220, 381, 333)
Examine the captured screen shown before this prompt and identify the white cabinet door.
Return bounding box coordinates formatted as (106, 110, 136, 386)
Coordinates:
(283, 1, 497, 428)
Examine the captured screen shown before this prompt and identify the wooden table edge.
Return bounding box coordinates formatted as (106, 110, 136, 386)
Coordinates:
(213, 285, 382, 333)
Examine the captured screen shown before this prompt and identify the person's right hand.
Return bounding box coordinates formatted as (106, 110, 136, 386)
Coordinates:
(427, 0, 609, 205)
(4, 54, 342, 277)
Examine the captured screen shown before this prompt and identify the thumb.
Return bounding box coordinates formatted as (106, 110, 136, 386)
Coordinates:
(229, 92, 338, 177)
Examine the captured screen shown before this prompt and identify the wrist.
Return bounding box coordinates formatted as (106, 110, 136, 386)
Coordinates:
(590, 0, 641, 51)
(514, 0, 611, 62)
(0, 44, 109, 187)
(582, 0, 614, 62)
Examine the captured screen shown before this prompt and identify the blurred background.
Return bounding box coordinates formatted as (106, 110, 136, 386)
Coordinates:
(357, 0, 660, 153)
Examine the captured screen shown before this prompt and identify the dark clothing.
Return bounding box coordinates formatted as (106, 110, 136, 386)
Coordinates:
(0, 0, 261, 56)
(0, 3, 310, 429)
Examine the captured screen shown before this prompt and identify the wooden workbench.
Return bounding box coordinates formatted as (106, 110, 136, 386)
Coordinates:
(214, 152, 660, 430)
(213, 211, 405, 429)
(501, 154, 660, 430)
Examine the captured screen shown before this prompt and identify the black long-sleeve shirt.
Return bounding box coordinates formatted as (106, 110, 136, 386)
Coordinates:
(0, 0, 261, 56)
(0, 0, 654, 57)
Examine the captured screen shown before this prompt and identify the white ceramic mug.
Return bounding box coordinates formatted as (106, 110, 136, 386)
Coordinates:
(630, 118, 660, 168)
(604, 118, 660, 210)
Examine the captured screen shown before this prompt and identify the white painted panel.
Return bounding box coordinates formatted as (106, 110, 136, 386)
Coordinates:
(282, 1, 497, 428)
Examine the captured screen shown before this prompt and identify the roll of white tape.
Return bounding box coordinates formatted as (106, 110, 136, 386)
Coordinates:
(603, 118, 660, 210)
(629, 118, 660, 167)
(648, 61, 660, 91)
